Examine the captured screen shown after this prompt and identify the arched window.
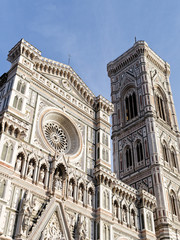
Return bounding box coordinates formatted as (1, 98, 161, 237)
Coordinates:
(105, 135, 108, 146)
(106, 150, 109, 162)
(13, 96, 18, 108)
(102, 133, 105, 144)
(17, 81, 22, 91)
(136, 141, 143, 162)
(126, 146, 132, 168)
(155, 88, 170, 124)
(17, 98, 23, 111)
(1, 143, 8, 160)
(103, 191, 110, 210)
(171, 149, 177, 168)
(162, 143, 168, 162)
(21, 83, 26, 94)
(97, 132, 100, 143)
(6, 145, 13, 163)
(102, 148, 105, 160)
(170, 191, 177, 216)
(156, 94, 166, 121)
(125, 91, 138, 121)
(97, 147, 100, 159)
(1, 143, 13, 163)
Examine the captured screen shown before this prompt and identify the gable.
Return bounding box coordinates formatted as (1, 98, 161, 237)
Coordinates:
(28, 199, 71, 240)
(41, 212, 64, 239)
(40, 72, 94, 106)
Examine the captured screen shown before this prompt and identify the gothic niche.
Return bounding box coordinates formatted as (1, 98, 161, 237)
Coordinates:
(68, 178, 75, 198)
(15, 153, 24, 173)
(53, 164, 66, 193)
(39, 110, 82, 156)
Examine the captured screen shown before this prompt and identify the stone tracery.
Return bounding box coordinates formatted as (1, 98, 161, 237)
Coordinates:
(44, 122, 68, 152)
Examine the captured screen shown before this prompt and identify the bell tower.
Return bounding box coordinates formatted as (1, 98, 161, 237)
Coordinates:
(108, 41, 180, 239)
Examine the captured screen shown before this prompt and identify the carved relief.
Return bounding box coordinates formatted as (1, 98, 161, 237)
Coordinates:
(41, 212, 64, 240)
(77, 214, 88, 240)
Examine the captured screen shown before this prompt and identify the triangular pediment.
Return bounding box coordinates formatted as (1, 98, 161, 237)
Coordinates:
(40, 72, 94, 106)
(40, 211, 64, 240)
(28, 199, 71, 240)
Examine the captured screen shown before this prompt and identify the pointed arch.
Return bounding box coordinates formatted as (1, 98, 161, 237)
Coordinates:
(170, 147, 177, 168)
(13, 95, 18, 108)
(6, 144, 13, 163)
(170, 190, 177, 216)
(162, 141, 168, 163)
(17, 80, 22, 91)
(17, 98, 23, 110)
(125, 146, 132, 168)
(21, 83, 26, 94)
(1, 142, 8, 160)
(136, 140, 143, 162)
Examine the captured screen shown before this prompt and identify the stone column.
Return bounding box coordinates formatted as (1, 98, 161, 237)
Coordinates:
(33, 165, 38, 183)
(21, 159, 27, 178)
(44, 170, 49, 189)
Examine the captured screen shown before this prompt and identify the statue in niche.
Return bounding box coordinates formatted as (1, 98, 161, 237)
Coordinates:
(67, 213, 75, 236)
(88, 191, 93, 206)
(78, 186, 83, 202)
(77, 215, 88, 240)
(39, 168, 45, 183)
(131, 211, 135, 226)
(122, 207, 127, 222)
(15, 155, 22, 172)
(27, 162, 34, 178)
(114, 204, 118, 218)
(54, 175, 63, 191)
(69, 182, 74, 197)
(21, 191, 32, 232)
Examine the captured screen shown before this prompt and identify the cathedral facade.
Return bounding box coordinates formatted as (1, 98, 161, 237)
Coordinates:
(0, 39, 177, 240)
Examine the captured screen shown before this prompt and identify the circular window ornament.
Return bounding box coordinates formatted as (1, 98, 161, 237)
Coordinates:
(44, 123, 68, 153)
(39, 109, 82, 157)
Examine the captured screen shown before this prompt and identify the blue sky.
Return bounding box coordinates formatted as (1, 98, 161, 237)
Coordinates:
(1, 0, 180, 123)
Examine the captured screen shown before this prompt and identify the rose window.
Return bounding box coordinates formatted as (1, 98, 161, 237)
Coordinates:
(44, 123, 68, 152)
(39, 110, 82, 156)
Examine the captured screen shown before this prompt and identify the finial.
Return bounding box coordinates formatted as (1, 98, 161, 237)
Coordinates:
(135, 37, 137, 43)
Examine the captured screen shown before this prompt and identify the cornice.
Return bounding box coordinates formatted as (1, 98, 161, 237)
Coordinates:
(107, 41, 170, 77)
(7, 39, 113, 116)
